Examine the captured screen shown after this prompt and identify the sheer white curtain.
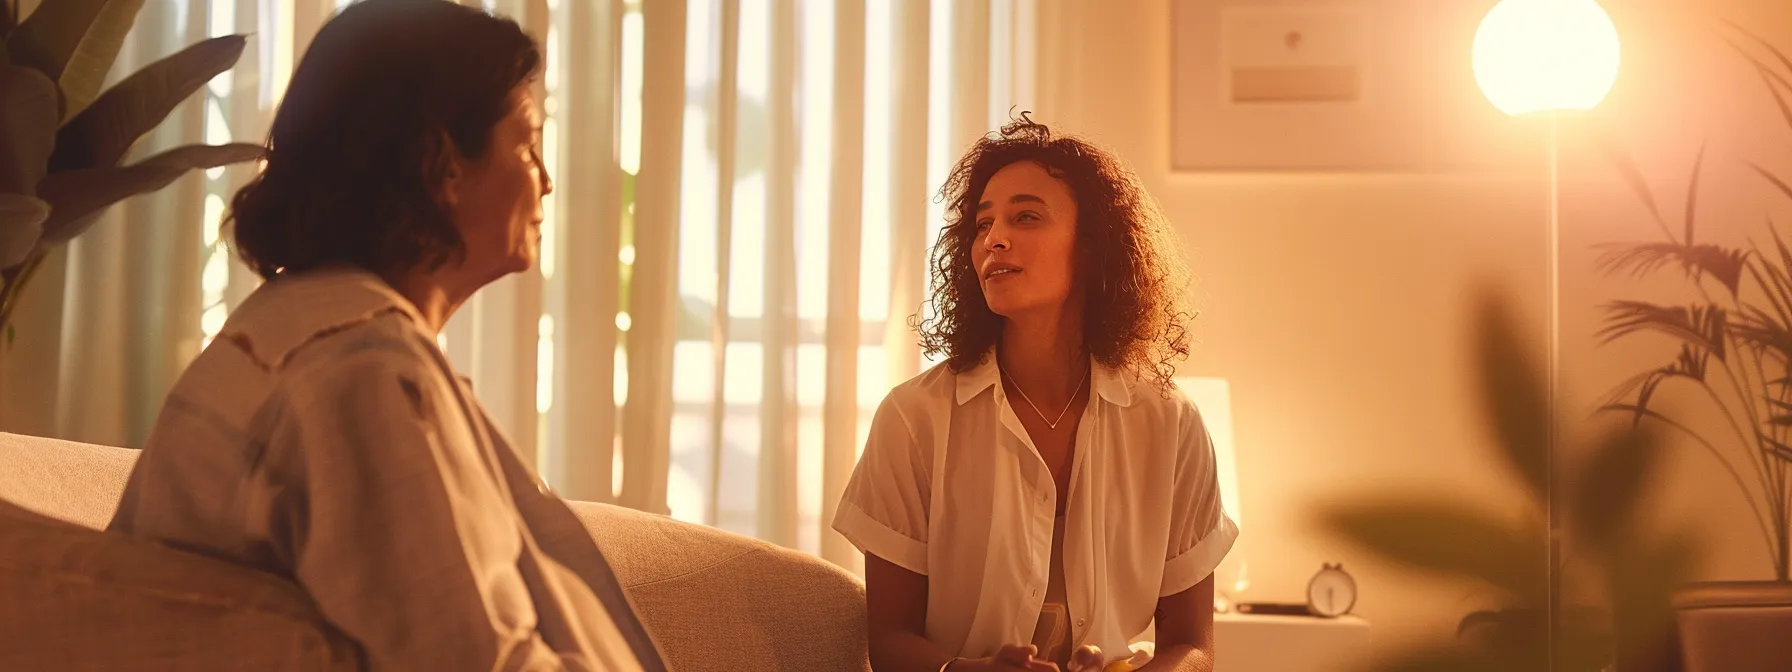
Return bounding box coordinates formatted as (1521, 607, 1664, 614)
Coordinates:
(27, 0, 1040, 572)
(622, 0, 1039, 570)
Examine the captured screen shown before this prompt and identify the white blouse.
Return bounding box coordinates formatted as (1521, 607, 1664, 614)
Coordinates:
(833, 354, 1238, 669)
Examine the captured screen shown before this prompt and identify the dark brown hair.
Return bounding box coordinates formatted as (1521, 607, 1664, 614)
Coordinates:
(229, 0, 541, 279)
(915, 116, 1193, 390)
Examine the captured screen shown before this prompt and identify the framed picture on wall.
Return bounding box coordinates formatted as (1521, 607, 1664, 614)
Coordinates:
(1170, 0, 1532, 172)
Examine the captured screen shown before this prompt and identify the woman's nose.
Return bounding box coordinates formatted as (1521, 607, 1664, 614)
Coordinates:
(983, 220, 1010, 250)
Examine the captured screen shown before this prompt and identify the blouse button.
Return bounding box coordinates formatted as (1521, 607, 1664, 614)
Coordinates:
(1077, 618, 1086, 627)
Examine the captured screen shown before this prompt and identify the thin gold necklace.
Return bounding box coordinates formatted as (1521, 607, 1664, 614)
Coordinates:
(1000, 364, 1090, 430)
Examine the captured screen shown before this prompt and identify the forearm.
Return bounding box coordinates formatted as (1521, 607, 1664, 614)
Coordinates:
(1135, 644, 1213, 672)
(869, 628, 958, 672)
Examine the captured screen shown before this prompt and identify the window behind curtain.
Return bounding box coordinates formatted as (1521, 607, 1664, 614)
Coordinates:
(201, 0, 1036, 569)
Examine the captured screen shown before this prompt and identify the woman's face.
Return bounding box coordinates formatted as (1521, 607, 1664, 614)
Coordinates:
(970, 160, 1080, 320)
(443, 85, 552, 282)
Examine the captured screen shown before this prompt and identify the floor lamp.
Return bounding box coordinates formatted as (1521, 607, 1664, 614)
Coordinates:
(1472, 0, 1621, 667)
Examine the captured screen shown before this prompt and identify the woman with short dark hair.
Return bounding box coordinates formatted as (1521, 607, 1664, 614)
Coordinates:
(108, 1, 662, 669)
(836, 118, 1236, 672)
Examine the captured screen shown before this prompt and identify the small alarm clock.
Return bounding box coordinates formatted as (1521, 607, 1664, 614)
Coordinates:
(1306, 563, 1357, 618)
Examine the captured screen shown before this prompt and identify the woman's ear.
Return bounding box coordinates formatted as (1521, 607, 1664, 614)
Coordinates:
(425, 129, 465, 207)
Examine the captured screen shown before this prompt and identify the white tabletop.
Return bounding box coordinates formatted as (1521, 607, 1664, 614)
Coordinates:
(1213, 612, 1371, 672)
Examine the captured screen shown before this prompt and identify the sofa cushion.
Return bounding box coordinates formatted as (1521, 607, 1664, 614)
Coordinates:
(0, 498, 361, 671)
(568, 501, 870, 672)
(0, 432, 137, 529)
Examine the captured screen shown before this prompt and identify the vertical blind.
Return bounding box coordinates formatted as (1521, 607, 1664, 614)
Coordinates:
(52, 0, 1040, 572)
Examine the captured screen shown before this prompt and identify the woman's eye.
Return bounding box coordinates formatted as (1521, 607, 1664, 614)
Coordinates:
(1017, 211, 1039, 222)
(975, 219, 993, 230)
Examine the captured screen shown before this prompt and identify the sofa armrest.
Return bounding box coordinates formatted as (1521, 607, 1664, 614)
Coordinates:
(565, 501, 870, 672)
(0, 498, 361, 671)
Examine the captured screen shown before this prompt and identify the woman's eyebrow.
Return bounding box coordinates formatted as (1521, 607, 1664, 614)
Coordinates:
(976, 194, 1048, 211)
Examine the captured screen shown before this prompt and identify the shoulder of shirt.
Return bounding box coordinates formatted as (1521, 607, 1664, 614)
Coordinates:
(208, 267, 441, 382)
(880, 360, 960, 409)
(1115, 367, 1207, 435)
(865, 360, 963, 443)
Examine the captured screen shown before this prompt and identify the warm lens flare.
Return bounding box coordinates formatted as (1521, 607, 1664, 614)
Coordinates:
(1473, 0, 1621, 116)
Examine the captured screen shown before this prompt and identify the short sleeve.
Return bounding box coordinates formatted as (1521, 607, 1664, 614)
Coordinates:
(1160, 405, 1240, 597)
(832, 395, 933, 575)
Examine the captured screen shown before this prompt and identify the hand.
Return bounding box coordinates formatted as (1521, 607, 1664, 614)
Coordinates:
(1067, 645, 1104, 672)
(950, 644, 1062, 672)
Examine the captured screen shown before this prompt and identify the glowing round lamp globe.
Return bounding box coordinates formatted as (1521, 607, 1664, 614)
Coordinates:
(1472, 0, 1621, 116)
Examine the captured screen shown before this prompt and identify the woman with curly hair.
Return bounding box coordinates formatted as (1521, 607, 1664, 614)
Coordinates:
(834, 118, 1237, 672)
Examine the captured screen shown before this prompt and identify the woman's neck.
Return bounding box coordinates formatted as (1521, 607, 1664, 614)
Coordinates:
(387, 267, 477, 334)
(997, 304, 1088, 406)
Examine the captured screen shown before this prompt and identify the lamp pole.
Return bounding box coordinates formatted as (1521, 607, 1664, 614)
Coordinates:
(1471, 1, 1621, 669)
(1547, 111, 1562, 672)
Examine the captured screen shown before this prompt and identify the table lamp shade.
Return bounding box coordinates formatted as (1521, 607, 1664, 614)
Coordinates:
(1176, 377, 1242, 527)
(1472, 0, 1621, 116)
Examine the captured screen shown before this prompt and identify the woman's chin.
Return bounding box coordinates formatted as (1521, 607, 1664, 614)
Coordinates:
(985, 297, 1037, 319)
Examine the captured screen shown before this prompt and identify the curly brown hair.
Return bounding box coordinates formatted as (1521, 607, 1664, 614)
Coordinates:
(914, 116, 1193, 391)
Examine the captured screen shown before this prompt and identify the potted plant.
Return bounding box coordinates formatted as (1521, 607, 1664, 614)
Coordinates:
(1320, 287, 1696, 671)
(0, 0, 263, 341)
(1596, 23, 1792, 583)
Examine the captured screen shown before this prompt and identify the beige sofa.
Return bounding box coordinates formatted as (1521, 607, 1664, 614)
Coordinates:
(0, 431, 869, 671)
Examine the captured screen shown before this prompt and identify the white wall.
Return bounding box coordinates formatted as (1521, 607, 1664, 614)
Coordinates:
(1035, 0, 1792, 660)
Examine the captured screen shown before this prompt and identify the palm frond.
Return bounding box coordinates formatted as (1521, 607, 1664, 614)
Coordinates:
(1731, 306, 1792, 362)
(1591, 128, 1668, 231)
(1751, 163, 1792, 206)
(1606, 401, 1779, 560)
(1604, 369, 1667, 410)
(1765, 398, 1792, 423)
(1684, 142, 1707, 246)
(1597, 241, 1748, 295)
(1759, 226, 1792, 314)
(1598, 300, 1729, 362)
(1765, 436, 1792, 463)
(1723, 19, 1792, 128)
(1744, 241, 1792, 324)
(1600, 351, 1709, 427)
(1752, 62, 1792, 134)
(1722, 28, 1792, 132)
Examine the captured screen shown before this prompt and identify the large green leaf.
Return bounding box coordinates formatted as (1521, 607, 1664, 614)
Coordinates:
(1608, 532, 1700, 672)
(1473, 289, 1551, 498)
(1569, 427, 1661, 551)
(0, 63, 57, 193)
(0, 193, 47, 268)
(50, 34, 247, 172)
(1318, 499, 1546, 605)
(34, 141, 262, 244)
(5, 0, 146, 122)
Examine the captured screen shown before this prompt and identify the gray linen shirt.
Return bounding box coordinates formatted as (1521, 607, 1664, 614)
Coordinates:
(109, 267, 664, 672)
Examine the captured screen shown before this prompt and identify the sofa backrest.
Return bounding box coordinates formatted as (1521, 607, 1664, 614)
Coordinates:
(0, 432, 137, 529)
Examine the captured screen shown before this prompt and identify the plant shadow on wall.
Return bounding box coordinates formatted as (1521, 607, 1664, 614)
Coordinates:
(1316, 288, 1699, 671)
(1596, 22, 1792, 583)
(0, 0, 262, 346)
